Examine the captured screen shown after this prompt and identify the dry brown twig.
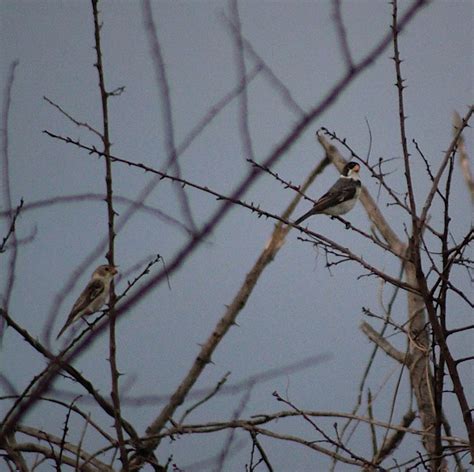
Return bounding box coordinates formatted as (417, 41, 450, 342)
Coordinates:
(454, 110, 474, 201)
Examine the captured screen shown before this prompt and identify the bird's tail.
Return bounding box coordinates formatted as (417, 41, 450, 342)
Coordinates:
(294, 209, 315, 225)
(56, 320, 71, 340)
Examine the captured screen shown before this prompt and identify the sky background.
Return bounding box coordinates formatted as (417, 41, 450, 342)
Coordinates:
(1, 0, 473, 470)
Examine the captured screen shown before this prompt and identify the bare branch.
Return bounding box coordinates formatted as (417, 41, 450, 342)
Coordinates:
(220, 13, 304, 118)
(360, 321, 409, 364)
(1, 59, 20, 323)
(249, 430, 274, 472)
(392, 0, 418, 227)
(43, 96, 101, 137)
(0, 199, 23, 254)
(229, 0, 256, 163)
(375, 410, 416, 463)
(419, 105, 474, 229)
(332, 0, 354, 70)
(142, 0, 198, 233)
(453, 110, 474, 201)
(90, 1, 127, 468)
(0, 307, 139, 443)
(177, 372, 231, 425)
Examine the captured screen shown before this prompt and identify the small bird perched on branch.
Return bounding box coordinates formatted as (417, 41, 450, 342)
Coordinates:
(56, 264, 118, 339)
(294, 162, 361, 225)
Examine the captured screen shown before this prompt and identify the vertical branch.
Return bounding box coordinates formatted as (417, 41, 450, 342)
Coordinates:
(433, 155, 455, 470)
(419, 106, 473, 228)
(229, 0, 256, 162)
(1, 60, 20, 321)
(392, 2, 449, 467)
(453, 110, 474, 201)
(90, 1, 128, 470)
(414, 262, 474, 462)
(141, 0, 197, 233)
(333, 0, 354, 70)
(392, 0, 417, 229)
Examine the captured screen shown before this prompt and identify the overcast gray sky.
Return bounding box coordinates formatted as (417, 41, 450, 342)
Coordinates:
(1, 1, 473, 470)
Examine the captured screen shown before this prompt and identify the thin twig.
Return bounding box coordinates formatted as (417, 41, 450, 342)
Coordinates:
(333, 0, 354, 70)
(43, 96, 101, 137)
(0, 307, 139, 443)
(249, 430, 273, 472)
(215, 388, 253, 472)
(0, 193, 192, 235)
(0, 199, 23, 253)
(177, 372, 231, 425)
(219, 13, 304, 118)
(419, 106, 473, 229)
(229, 0, 256, 163)
(142, 0, 198, 234)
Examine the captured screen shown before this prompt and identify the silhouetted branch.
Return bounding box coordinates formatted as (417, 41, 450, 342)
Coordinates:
(43, 96, 101, 138)
(419, 105, 473, 229)
(249, 430, 274, 472)
(142, 0, 198, 234)
(229, 0, 256, 163)
(0, 194, 192, 235)
(176, 372, 230, 425)
(392, 0, 418, 240)
(90, 1, 127, 468)
(332, 0, 354, 70)
(0, 307, 139, 443)
(0, 199, 23, 254)
(220, 13, 304, 117)
(1, 59, 20, 322)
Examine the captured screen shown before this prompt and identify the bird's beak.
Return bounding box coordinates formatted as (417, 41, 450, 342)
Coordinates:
(354, 163, 360, 173)
(111, 266, 118, 275)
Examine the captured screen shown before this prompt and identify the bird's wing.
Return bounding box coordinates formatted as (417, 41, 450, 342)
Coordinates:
(70, 279, 105, 317)
(311, 180, 358, 212)
(56, 279, 105, 339)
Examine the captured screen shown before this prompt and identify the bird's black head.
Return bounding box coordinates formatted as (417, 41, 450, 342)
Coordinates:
(342, 162, 360, 177)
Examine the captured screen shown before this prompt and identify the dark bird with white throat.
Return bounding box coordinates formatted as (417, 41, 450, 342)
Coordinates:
(294, 162, 361, 225)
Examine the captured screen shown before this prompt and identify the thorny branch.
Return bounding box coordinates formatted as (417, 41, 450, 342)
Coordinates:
(42, 131, 420, 294)
(90, 1, 128, 469)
